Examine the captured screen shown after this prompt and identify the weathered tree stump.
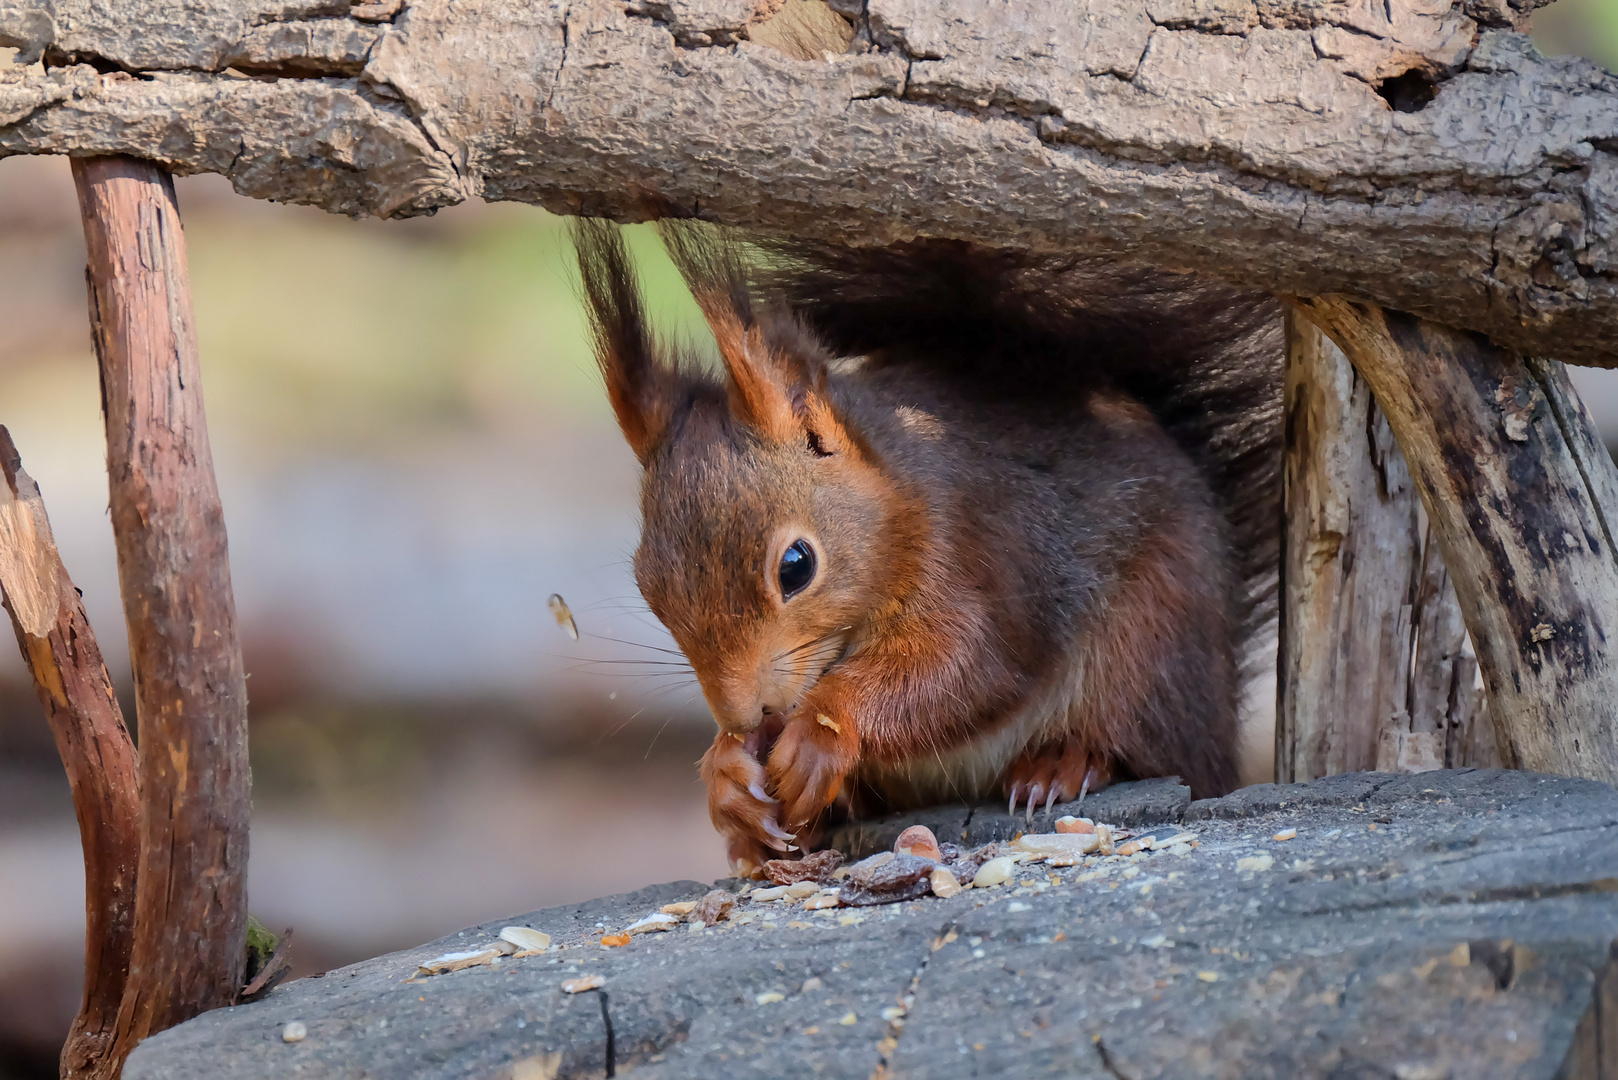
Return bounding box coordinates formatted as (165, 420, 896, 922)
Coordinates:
(0, 428, 140, 1080)
(74, 155, 253, 1051)
(1293, 298, 1618, 787)
(1278, 313, 1494, 782)
(1277, 312, 1422, 781)
(120, 772, 1618, 1080)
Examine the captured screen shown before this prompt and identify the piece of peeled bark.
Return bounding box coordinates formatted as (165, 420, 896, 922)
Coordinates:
(763, 848, 845, 885)
(838, 852, 937, 906)
(692, 890, 736, 926)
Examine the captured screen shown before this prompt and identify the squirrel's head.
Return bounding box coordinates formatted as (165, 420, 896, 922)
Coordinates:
(574, 219, 920, 736)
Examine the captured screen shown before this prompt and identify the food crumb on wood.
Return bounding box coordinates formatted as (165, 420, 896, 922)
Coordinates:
(499, 927, 551, 953)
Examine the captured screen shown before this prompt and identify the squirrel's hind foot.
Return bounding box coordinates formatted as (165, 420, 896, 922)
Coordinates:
(1004, 741, 1114, 824)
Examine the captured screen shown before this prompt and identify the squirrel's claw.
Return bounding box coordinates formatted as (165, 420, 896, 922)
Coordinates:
(1024, 782, 1045, 824)
(1003, 740, 1114, 817)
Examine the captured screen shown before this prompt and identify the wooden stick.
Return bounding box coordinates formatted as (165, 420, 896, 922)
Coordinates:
(72, 156, 252, 1046)
(0, 427, 140, 1080)
(1294, 297, 1618, 784)
(1276, 312, 1422, 782)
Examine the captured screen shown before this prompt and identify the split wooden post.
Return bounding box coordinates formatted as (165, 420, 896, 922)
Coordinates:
(73, 156, 253, 1046)
(0, 428, 141, 1080)
(1276, 312, 1423, 781)
(1293, 297, 1618, 784)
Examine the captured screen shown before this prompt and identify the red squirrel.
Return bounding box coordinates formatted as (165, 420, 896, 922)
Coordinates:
(573, 219, 1281, 871)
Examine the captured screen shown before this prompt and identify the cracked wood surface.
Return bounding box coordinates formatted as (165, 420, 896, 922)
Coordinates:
(1296, 295, 1618, 786)
(122, 771, 1618, 1079)
(1, 0, 1615, 364)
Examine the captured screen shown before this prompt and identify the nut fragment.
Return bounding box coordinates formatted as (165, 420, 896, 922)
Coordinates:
(625, 912, 680, 935)
(894, 825, 943, 862)
(1054, 816, 1096, 834)
(1236, 854, 1274, 873)
(693, 889, 736, 925)
(756, 991, 785, 1004)
(803, 890, 843, 910)
(281, 1021, 307, 1043)
(764, 848, 846, 885)
(661, 901, 699, 916)
(499, 926, 551, 953)
(415, 947, 506, 976)
(1013, 832, 1100, 857)
(971, 856, 1014, 889)
(839, 852, 936, 906)
(600, 933, 631, 947)
(562, 974, 605, 994)
(929, 866, 962, 898)
(1272, 828, 1298, 842)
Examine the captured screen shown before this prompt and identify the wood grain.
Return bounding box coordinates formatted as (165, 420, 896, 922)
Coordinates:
(0, 427, 140, 1080)
(1276, 312, 1421, 782)
(1295, 296, 1618, 784)
(73, 155, 252, 1052)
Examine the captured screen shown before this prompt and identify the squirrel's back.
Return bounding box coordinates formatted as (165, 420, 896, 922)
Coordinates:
(760, 239, 1285, 653)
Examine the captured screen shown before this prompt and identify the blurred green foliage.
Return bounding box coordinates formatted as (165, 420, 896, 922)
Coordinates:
(186, 204, 711, 457)
(1535, 0, 1618, 69)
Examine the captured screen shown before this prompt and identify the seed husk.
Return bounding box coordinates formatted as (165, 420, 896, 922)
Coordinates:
(546, 594, 579, 640)
(499, 927, 551, 953)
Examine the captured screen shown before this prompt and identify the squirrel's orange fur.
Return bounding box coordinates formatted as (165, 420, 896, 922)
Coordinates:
(573, 219, 1280, 871)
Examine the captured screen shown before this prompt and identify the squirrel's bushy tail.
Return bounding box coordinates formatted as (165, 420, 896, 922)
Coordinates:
(756, 239, 1284, 653)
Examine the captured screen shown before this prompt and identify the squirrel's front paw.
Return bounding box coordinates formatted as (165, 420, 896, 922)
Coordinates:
(767, 708, 859, 833)
(700, 731, 799, 874)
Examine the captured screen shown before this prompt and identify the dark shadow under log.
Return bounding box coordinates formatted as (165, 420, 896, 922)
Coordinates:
(1293, 297, 1618, 785)
(0, 427, 140, 1080)
(73, 155, 253, 1048)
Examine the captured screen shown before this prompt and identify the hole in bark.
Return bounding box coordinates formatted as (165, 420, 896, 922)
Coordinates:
(1377, 69, 1438, 113)
(1469, 940, 1516, 990)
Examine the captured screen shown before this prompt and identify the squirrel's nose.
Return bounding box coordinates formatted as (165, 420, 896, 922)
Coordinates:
(700, 680, 765, 736)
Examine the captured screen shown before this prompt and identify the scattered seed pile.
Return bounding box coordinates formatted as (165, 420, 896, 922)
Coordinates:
(406, 815, 1200, 996)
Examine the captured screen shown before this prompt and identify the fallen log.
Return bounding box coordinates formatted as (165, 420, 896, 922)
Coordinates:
(121, 772, 1618, 1080)
(1, 0, 1615, 364)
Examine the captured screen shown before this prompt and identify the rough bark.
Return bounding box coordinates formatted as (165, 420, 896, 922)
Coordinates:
(0, 427, 141, 1080)
(1294, 296, 1618, 786)
(1276, 311, 1422, 782)
(2, 0, 1616, 364)
(74, 156, 252, 1048)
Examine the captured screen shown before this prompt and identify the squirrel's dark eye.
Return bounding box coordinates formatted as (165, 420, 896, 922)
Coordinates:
(778, 540, 817, 600)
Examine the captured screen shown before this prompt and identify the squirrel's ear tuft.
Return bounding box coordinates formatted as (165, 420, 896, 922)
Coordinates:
(572, 218, 678, 465)
(657, 220, 805, 444)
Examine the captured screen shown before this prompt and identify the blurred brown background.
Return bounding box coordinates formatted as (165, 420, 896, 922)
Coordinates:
(2, 10, 1616, 1076)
